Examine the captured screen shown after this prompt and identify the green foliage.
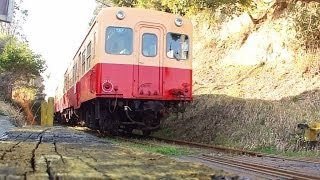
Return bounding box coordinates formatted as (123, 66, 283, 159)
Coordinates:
(0, 36, 46, 78)
(129, 143, 192, 156)
(0, 36, 46, 100)
(107, 137, 192, 156)
(143, 145, 191, 156)
(152, 127, 175, 139)
(103, 0, 252, 15)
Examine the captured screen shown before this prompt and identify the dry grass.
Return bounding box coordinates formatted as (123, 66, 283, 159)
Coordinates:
(294, 50, 320, 75)
(161, 90, 320, 151)
(0, 100, 26, 127)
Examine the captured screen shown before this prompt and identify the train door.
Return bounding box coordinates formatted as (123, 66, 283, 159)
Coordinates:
(134, 25, 163, 97)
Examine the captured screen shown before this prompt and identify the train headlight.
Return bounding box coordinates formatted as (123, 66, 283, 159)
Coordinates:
(116, 10, 125, 20)
(174, 18, 183, 27)
(102, 81, 113, 93)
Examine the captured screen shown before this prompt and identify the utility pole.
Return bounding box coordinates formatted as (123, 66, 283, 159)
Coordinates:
(0, 0, 14, 23)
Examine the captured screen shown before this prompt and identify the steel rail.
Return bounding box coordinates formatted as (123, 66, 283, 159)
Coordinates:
(198, 154, 320, 180)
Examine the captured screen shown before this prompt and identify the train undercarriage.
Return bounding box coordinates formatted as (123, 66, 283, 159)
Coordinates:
(55, 98, 186, 136)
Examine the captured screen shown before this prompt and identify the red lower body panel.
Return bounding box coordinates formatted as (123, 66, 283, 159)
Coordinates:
(54, 63, 192, 113)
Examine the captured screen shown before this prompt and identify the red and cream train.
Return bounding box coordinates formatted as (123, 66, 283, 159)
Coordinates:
(54, 7, 192, 135)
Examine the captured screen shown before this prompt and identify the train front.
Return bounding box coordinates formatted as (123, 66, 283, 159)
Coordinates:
(92, 8, 192, 135)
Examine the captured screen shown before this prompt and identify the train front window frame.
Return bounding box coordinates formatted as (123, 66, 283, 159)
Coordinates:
(105, 26, 133, 55)
(166, 33, 189, 60)
(142, 33, 157, 57)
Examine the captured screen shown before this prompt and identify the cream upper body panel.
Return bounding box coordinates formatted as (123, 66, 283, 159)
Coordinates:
(63, 7, 192, 90)
(95, 7, 192, 69)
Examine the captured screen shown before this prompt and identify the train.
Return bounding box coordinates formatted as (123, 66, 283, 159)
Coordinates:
(54, 7, 193, 135)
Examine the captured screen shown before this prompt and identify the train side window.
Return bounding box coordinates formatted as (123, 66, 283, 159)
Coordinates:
(166, 33, 189, 60)
(142, 33, 157, 57)
(82, 50, 86, 75)
(77, 53, 81, 79)
(87, 42, 91, 70)
(72, 65, 75, 84)
(105, 27, 133, 55)
(64, 73, 67, 93)
(93, 32, 96, 58)
(69, 73, 72, 89)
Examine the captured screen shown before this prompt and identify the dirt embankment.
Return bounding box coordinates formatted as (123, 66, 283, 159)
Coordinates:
(0, 100, 26, 127)
(158, 1, 320, 150)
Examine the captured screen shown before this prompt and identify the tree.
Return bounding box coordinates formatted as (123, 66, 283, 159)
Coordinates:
(0, 36, 46, 99)
(96, 0, 252, 15)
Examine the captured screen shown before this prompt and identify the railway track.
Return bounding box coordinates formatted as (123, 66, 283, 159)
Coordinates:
(77, 128, 320, 179)
(79, 128, 320, 164)
(150, 136, 320, 164)
(198, 154, 320, 180)
(117, 135, 320, 178)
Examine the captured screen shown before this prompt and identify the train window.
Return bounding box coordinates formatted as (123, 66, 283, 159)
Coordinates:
(142, 33, 157, 57)
(86, 42, 91, 70)
(69, 73, 72, 89)
(105, 27, 133, 55)
(166, 33, 189, 60)
(72, 65, 75, 84)
(77, 53, 81, 79)
(64, 74, 67, 93)
(82, 50, 86, 75)
(93, 32, 96, 57)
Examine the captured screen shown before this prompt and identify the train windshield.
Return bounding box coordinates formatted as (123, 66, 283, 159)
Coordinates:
(166, 33, 189, 60)
(105, 27, 133, 55)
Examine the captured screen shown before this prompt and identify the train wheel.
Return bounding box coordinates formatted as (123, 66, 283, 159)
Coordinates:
(124, 127, 134, 134)
(99, 111, 110, 133)
(142, 130, 151, 137)
(85, 106, 96, 130)
(109, 111, 120, 135)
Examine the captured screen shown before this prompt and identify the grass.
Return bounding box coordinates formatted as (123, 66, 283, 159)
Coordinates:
(135, 144, 192, 156)
(152, 127, 175, 139)
(106, 137, 193, 156)
(254, 146, 320, 157)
